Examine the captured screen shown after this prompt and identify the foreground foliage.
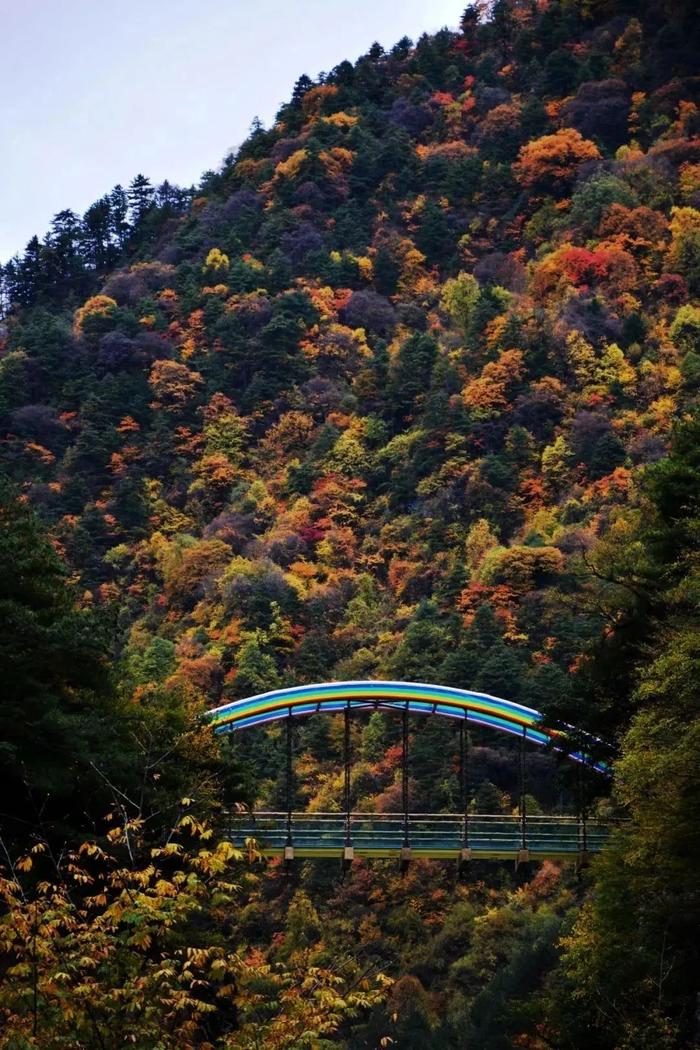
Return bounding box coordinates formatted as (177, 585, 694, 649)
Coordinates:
(0, 814, 389, 1049)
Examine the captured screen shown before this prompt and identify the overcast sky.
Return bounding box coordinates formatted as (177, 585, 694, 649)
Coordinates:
(1, 0, 464, 262)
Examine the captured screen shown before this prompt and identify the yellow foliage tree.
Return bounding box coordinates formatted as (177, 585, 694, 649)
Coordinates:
(274, 148, 308, 182)
(598, 342, 636, 393)
(203, 247, 230, 273)
(465, 518, 499, 572)
(564, 330, 598, 386)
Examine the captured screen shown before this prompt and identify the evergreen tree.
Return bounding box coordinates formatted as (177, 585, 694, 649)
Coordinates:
(108, 183, 130, 246)
(0, 485, 124, 839)
(388, 333, 437, 424)
(82, 195, 113, 270)
(128, 173, 154, 226)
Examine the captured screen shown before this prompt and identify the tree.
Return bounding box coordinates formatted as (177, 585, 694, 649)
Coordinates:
(373, 247, 401, 296)
(82, 196, 113, 270)
(462, 349, 525, 419)
(563, 79, 632, 150)
(128, 173, 154, 226)
(666, 207, 700, 294)
(148, 359, 204, 412)
(569, 171, 639, 232)
(291, 73, 314, 107)
(204, 247, 230, 274)
(45, 210, 87, 299)
(671, 305, 700, 387)
(669, 304, 700, 355)
(388, 333, 438, 423)
(231, 634, 281, 698)
(549, 413, 700, 1047)
(247, 311, 309, 399)
(589, 430, 626, 479)
(441, 271, 481, 334)
(0, 810, 389, 1047)
(73, 293, 118, 340)
(0, 486, 123, 838)
(108, 184, 130, 247)
(473, 779, 504, 814)
(466, 518, 499, 572)
(514, 129, 601, 195)
(416, 199, 451, 262)
(387, 601, 449, 682)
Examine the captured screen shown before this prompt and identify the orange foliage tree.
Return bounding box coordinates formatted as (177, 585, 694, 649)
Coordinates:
(514, 128, 601, 194)
(148, 360, 204, 412)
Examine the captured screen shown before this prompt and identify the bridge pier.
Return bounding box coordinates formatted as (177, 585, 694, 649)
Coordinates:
(459, 720, 471, 875)
(459, 720, 470, 853)
(576, 754, 591, 872)
(515, 727, 532, 869)
(285, 708, 294, 846)
(400, 845, 411, 874)
(344, 701, 352, 849)
(284, 710, 294, 873)
(519, 725, 528, 857)
(577, 758, 589, 854)
(402, 703, 410, 850)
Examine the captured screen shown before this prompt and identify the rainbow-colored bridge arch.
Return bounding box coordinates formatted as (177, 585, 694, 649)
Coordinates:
(206, 680, 608, 773)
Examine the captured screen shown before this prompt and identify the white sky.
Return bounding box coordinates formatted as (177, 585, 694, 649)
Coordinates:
(1, 0, 464, 261)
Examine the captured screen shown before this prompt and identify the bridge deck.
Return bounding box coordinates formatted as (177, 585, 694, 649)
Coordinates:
(229, 812, 614, 861)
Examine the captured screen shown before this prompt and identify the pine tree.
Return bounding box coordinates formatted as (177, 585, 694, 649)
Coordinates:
(82, 195, 113, 270)
(128, 173, 154, 226)
(108, 183, 130, 247)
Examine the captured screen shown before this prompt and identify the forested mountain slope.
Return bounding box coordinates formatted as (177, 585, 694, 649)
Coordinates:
(1, 1, 699, 1046)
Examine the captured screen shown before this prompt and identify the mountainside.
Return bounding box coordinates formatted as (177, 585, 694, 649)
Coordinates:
(1, 2, 700, 1047)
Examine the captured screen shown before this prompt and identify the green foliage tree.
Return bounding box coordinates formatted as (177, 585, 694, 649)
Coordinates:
(388, 333, 438, 424)
(441, 271, 481, 334)
(0, 485, 124, 838)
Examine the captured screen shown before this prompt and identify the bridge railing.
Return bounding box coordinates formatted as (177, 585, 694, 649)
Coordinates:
(228, 811, 616, 857)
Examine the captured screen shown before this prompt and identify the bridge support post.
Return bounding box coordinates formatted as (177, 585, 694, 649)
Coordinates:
(578, 757, 589, 869)
(460, 719, 471, 865)
(517, 726, 529, 866)
(343, 700, 352, 864)
(285, 708, 294, 859)
(401, 704, 410, 870)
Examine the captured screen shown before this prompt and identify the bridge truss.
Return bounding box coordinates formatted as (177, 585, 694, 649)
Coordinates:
(207, 681, 613, 863)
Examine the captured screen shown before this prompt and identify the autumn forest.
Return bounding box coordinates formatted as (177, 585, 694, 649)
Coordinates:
(1, 0, 700, 1046)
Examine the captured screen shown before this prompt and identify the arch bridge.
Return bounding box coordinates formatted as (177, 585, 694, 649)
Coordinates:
(207, 681, 615, 864)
